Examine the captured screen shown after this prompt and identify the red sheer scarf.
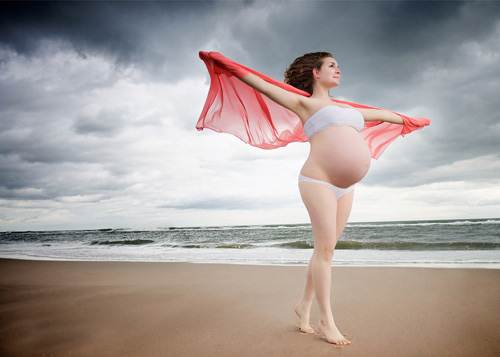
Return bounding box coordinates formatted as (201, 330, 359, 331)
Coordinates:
(196, 51, 431, 159)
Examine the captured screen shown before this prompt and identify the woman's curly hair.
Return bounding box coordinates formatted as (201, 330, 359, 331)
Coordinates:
(283, 51, 335, 95)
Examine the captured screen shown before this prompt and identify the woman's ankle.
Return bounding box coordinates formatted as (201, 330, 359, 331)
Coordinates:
(319, 316, 335, 327)
(300, 299, 313, 308)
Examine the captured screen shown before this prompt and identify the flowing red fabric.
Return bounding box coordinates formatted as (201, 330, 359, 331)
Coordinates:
(196, 51, 431, 160)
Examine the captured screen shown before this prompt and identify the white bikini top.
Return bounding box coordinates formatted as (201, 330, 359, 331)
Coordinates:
(303, 105, 364, 140)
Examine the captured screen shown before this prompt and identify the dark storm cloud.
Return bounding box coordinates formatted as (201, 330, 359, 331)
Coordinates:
(0, 1, 211, 53)
(0, 0, 222, 80)
(1, 1, 498, 84)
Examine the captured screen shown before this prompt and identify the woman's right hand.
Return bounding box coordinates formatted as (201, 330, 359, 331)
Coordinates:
(208, 51, 250, 78)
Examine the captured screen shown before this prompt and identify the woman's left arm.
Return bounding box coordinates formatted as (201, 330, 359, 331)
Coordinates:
(333, 102, 404, 123)
(355, 108, 404, 123)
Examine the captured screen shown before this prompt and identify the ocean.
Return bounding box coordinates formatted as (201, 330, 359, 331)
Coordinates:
(1, 218, 499, 269)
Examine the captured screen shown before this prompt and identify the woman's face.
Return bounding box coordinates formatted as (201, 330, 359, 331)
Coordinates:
(314, 56, 341, 87)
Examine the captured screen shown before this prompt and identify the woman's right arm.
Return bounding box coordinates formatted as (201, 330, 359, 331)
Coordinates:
(208, 52, 305, 116)
(238, 73, 304, 116)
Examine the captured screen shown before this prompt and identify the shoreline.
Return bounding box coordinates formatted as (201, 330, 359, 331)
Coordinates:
(1, 256, 499, 269)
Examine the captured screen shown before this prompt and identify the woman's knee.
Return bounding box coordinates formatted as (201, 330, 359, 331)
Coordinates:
(314, 243, 336, 261)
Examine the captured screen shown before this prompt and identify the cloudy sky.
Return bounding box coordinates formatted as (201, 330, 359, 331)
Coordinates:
(0, 0, 499, 231)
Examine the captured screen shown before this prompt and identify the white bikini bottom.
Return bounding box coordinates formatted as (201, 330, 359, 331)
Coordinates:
(298, 174, 355, 199)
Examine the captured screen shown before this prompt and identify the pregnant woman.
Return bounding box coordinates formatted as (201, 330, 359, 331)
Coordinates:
(196, 51, 430, 346)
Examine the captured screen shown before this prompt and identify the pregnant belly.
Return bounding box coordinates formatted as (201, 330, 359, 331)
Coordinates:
(308, 126, 371, 187)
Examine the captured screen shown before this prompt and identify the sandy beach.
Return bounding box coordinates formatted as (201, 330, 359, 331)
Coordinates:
(0, 258, 499, 356)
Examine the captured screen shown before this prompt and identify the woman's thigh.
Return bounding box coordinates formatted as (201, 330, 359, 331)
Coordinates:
(298, 181, 338, 251)
(336, 190, 354, 240)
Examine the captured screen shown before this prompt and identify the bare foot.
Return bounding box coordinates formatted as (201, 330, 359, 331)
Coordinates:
(294, 303, 350, 337)
(315, 319, 352, 346)
(293, 302, 314, 333)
